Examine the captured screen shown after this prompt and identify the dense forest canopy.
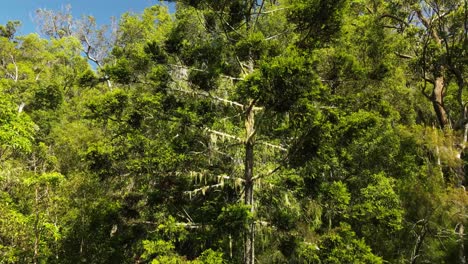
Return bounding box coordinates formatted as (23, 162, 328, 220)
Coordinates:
(0, 0, 467, 263)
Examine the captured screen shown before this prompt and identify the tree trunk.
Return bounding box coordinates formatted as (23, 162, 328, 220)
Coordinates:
(432, 75, 449, 128)
(244, 102, 255, 264)
(459, 223, 466, 264)
(410, 220, 428, 264)
(33, 186, 39, 264)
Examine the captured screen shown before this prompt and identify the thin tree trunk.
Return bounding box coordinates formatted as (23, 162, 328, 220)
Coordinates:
(32, 154, 39, 264)
(459, 181, 467, 264)
(410, 220, 428, 264)
(10, 55, 18, 82)
(244, 102, 255, 264)
(459, 223, 466, 264)
(33, 186, 39, 264)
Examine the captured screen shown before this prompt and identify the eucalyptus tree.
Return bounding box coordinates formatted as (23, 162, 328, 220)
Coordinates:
(373, 0, 467, 155)
(35, 5, 116, 88)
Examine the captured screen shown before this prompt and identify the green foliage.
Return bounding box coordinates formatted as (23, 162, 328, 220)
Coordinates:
(0, 95, 35, 156)
(106, 58, 134, 84)
(289, 0, 349, 47)
(30, 84, 63, 110)
(142, 239, 176, 260)
(85, 89, 128, 121)
(319, 181, 351, 229)
(317, 223, 383, 264)
(77, 68, 99, 87)
(145, 41, 168, 64)
(216, 204, 252, 235)
(352, 173, 403, 232)
(142, 240, 224, 264)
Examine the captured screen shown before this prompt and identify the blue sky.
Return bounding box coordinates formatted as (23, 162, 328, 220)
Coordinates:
(0, 0, 174, 35)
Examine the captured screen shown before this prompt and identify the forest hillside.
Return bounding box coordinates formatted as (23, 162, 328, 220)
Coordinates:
(0, 0, 467, 263)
